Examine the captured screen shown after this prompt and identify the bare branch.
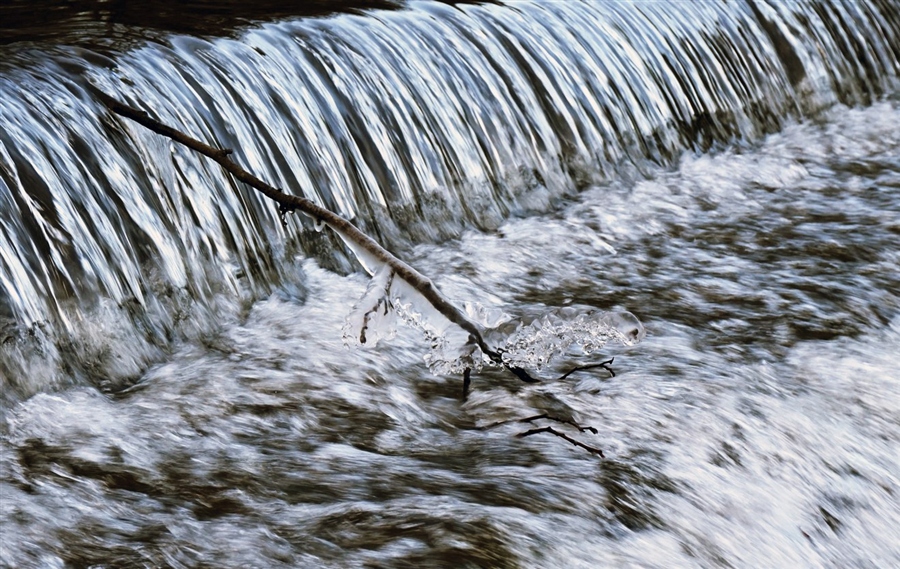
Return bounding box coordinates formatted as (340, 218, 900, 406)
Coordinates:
(516, 426, 604, 457)
(94, 89, 500, 362)
(92, 91, 625, 453)
(482, 413, 603, 455)
(556, 358, 615, 380)
(520, 413, 598, 434)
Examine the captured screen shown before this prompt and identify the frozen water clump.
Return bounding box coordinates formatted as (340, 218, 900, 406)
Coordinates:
(394, 301, 645, 376)
(333, 216, 644, 376)
(332, 217, 495, 373)
(342, 264, 399, 347)
(600, 311, 646, 346)
(462, 301, 514, 331)
(495, 307, 645, 370)
(390, 279, 477, 375)
(343, 276, 646, 376)
(341, 264, 478, 374)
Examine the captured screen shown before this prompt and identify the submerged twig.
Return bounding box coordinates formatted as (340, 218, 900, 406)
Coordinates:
(516, 426, 604, 457)
(520, 413, 598, 434)
(480, 413, 603, 456)
(556, 358, 615, 380)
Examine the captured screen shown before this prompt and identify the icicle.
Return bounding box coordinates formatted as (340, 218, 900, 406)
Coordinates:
(342, 264, 398, 347)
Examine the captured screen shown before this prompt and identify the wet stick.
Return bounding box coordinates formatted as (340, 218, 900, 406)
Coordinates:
(94, 90, 644, 456)
(94, 89, 528, 382)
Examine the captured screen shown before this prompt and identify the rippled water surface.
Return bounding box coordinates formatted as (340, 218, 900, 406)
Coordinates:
(3, 100, 899, 567)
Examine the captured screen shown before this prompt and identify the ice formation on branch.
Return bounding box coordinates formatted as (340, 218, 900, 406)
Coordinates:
(342, 265, 398, 347)
(340, 248, 647, 376)
(490, 307, 645, 370)
(97, 91, 645, 382)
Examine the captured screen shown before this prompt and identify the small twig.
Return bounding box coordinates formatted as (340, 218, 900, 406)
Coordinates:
(556, 358, 615, 380)
(478, 412, 604, 457)
(359, 271, 394, 345)
(520, 413, 598, 434)
(94, 89, 515, 375)
(516, 426, 604, 457)
(504, 365, 540, 383)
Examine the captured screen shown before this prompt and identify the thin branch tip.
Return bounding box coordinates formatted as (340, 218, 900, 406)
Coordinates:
(517, 426, 604, 457)
(520, 413, 599, 434)
(557, 357, 616, 381)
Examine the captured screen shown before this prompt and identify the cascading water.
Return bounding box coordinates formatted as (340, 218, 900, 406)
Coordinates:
(1, 1, 900, 567)
(2, 0, 897, 400)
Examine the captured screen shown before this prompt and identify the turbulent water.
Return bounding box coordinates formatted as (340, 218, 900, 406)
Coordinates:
(2, 0, 900, 567)
(4, 100, 899, 568)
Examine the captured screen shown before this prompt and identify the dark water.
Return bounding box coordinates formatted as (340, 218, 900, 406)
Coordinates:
(1, 1, 899, 567)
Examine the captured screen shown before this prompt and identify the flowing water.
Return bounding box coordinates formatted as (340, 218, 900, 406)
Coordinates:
(1, 1, 899, 567)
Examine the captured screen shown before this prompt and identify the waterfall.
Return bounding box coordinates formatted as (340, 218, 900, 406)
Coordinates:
(1, 0, 898, 400)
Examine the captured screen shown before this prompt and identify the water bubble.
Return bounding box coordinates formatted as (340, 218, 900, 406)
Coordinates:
(599, 311, 646, 346)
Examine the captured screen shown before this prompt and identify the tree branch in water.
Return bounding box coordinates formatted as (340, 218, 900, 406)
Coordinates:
(95, 90, 639, 457)
(516, 426, 604, 457)
(556, 358, 615, 380)
(480, 413, 603, 456)
(520, 413, 599, 434)
(94, 89, 534, 382)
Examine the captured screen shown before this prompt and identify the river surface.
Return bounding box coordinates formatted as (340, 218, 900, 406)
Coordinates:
(3, 99, 899, 567)
(2, 0, 900, 567)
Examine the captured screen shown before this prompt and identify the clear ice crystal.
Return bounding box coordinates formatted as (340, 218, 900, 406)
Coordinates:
(342, 264, 398, 347)
(494, 307, 645, 370)
(332, 216, 645, 375)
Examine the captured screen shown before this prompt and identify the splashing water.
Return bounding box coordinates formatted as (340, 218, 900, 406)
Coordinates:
(1, 23, 899, 569)
(1, 2, 899, 566)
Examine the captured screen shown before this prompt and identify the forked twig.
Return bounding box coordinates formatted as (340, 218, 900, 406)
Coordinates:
(556, 357, 615, 380)
(520, 413, 598, 434)
(480, 413, 604, 456)
(516, 426, 604, 457)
